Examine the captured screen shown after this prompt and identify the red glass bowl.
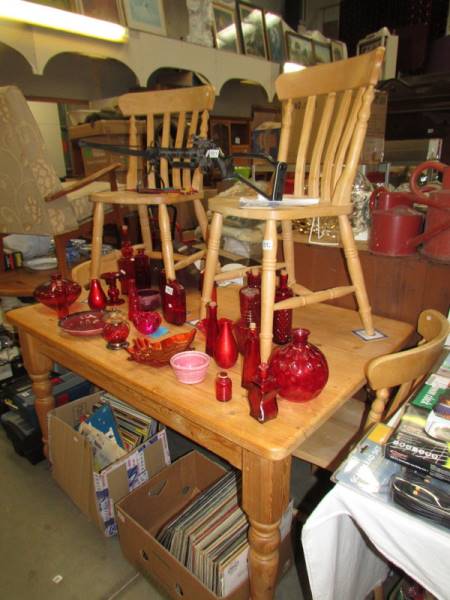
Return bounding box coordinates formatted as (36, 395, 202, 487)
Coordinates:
(59, 310, 106, 336)
(127, 329, 196, 367)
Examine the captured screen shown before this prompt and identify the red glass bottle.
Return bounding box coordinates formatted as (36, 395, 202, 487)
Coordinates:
(88, 278, 107, 311)
(102, 310, 130, 350)
(163, 279, 187, 325)
(241, 323, 260, 389)
(134, 249, 151, 289)
(215, 372, 232, 402)
(273, 270, 293, 345)
(117, 241, 135, 295)
(205, 301, 218, 357)
(127, 278, 139, 322)
(248, 363, 278, 423)
(269, 328, 329, 402)
(239, 270, 261, 328)
(214, 318, 238, 369)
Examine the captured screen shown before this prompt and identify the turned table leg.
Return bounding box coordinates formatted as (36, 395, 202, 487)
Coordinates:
(18, 330, 54, 458)
(242, 450, 291, 600)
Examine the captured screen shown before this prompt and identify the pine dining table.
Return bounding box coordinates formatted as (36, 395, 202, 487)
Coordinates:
(7, 286, 413, 600)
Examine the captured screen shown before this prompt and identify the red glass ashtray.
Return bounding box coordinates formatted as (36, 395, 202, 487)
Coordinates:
(59, 310, 106, 336)
(127, 329, 196, 367)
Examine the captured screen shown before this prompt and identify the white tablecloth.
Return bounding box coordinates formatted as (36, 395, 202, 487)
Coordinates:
(302, 482, 450, 600)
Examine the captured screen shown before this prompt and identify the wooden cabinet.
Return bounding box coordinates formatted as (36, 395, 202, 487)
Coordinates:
(209, 117, 251, 164)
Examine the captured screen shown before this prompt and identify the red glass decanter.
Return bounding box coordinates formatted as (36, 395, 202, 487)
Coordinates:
(88, 278, 107, 311)
(34, 274, 81, 319)
(117, 241, 135, 295)
(163, 279, 187, 326)
(269, 328, 329, 402)
(134, 249, 151, 289)
(241, 323, 260, 389)
(273, 270, 293, 345)
(102, 310, 130, 350)
(215, 372, 232, 402)
(214, 318, 238, 369)
(248, 363, 278, 423)
(205, 301, 218, 357)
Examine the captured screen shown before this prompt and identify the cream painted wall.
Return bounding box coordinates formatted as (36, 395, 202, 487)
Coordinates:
(28, 101, 66, 178)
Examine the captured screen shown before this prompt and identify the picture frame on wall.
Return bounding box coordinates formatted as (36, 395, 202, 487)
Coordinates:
(331, 40, 348, 62)
(264, 11, 285, 63)
(75, 0, 124, 23)
(313, 39, 332, 64)
(357, 27, 398, 80)
(212, 2, 240, 53)
(238, 2, 268, 59)
(285, 31, 314, 66)
(122, 0, 166, 35)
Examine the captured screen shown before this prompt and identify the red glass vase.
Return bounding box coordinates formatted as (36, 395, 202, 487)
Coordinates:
(241, 323, 260, 389)
(239, 270, 261, 328)
(134, 249, 151, 289)
(163, 279, 186, 326)
(102, 309, 130, 350)
(117, 241, 135, 295)
(248, 363, 278, 423)
(88, 278, 107, 311)
(214, 318, 238, 369)
(269, 328, 329, 402)
(34, 274, 81, 319)
(127, 278, 140, 322)
(273, 270, 293, 345)
(205, 301, 218, 357)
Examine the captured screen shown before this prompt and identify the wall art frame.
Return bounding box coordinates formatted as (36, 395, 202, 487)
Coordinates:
(122, 0, 167, 36)
(285, 31, 314, 66)
(212, 2, 240, 53)
(237, 1, 268, 60)
(264, 11, 285, 63)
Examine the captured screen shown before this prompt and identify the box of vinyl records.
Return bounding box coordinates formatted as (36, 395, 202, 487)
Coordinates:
(116, 451, 293, 600)
(48, 392, 170, 536)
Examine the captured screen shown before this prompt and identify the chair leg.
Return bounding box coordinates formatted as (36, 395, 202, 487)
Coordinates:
(200, 211, 222, 320)
(193, 198, 208, 242)
(281, 220, 296, 286)
(338, 214, 374, 335)
(158, 204, 176, 281)
(138, 204, 153, 253)
(260, 219, 278, 363)
(90, 201, 105, 281)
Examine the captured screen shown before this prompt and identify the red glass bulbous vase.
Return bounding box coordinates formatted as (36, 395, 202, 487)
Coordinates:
(269, 328, 329, 402)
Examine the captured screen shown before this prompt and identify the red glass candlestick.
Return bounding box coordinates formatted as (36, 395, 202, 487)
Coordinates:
(273, 270, 293, 345)
(163, 279, 187, 326)
(248, 363, 279, 423)
(101, 271, 124, 306)
(205, 301, 218, 357)
(88, 278, 107, 311)
(127, 278, 140, 322)
(269, 328, 329, 402)
(117, 241, 135, 295)
(216, 372, 232, 402)
(102, 310, 130, 350)
(214, 318, 238, 369)
(134, 249, 151, 289)
(241, 323, 260, 389)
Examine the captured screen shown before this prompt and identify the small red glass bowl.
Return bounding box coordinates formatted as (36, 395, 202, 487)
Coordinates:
(138, 289, 161, 311)
(133, 311, 161, 335)
(126, 329, 196, 368)
(59, 310, 106, 336)
(170, 351, 210, 384)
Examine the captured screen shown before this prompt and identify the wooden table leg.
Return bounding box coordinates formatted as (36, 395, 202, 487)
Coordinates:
(18, 330, 54, 458)
(242, 450, 291, 600)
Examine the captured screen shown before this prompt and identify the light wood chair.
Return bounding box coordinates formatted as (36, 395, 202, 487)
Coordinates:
(293, 308, 449, 471)
(89, 85, 215, 284)
(200, 48, 385, 362)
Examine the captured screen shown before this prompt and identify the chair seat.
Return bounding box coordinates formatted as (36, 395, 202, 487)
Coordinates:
(292, 397, 366, 470)
(62, 180, 121, 224)
(208, 196, 353, 221)
(90, 189, 203, 206)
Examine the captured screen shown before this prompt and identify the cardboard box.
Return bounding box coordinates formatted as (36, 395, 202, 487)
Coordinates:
(116, 451, 293, 600)
(48, 392, 170, 536)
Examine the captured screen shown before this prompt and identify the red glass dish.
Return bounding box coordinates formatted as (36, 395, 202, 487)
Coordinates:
(59, 310, 106, 336)
(127, 328, 196, 367)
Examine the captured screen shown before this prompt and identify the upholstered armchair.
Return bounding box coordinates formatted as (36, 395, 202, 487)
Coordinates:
(0, 85, 124, 277)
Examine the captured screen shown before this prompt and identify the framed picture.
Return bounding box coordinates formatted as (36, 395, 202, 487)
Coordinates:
(238, 2, 267, 59)
(76, 0, 123, 23)
(285, 31, 314, 66)
(122, 0, 166, 35)
(212, 2, 240, 53)
(356, 27, 398, 80)
(331, 40, 347, 62)
(264, 11, 285, 63)
(313, 39, 332, 64)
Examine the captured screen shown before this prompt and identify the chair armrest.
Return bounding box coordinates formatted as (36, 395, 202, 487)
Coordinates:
(45, 162, 122, 202)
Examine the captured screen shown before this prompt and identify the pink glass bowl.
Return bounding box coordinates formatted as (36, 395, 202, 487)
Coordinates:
(170, 351, 210, 384)
(126, 329, 196, 367)
(133, 311, 162, 335)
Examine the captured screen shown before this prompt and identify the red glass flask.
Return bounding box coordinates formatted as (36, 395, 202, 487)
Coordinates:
(102, 310, 130, 350)
(215, 371, 232, 402)
(205, 301, 218, 357)
(241, 323, 260, 389)
(214, 318, 238, 369)
(134, 249, 151, 289)
(88, 278, 107, 311)
(273, 270, 293, 345)
(117, 241, 135, 295)
(163, 279, 187, 326)
(269, 328, 329, 402)
(248, 363, 278, 423)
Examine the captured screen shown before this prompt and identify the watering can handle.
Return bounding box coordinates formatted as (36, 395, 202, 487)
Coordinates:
(369, 187, 386, 211)
(410, 161, 446, 200)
